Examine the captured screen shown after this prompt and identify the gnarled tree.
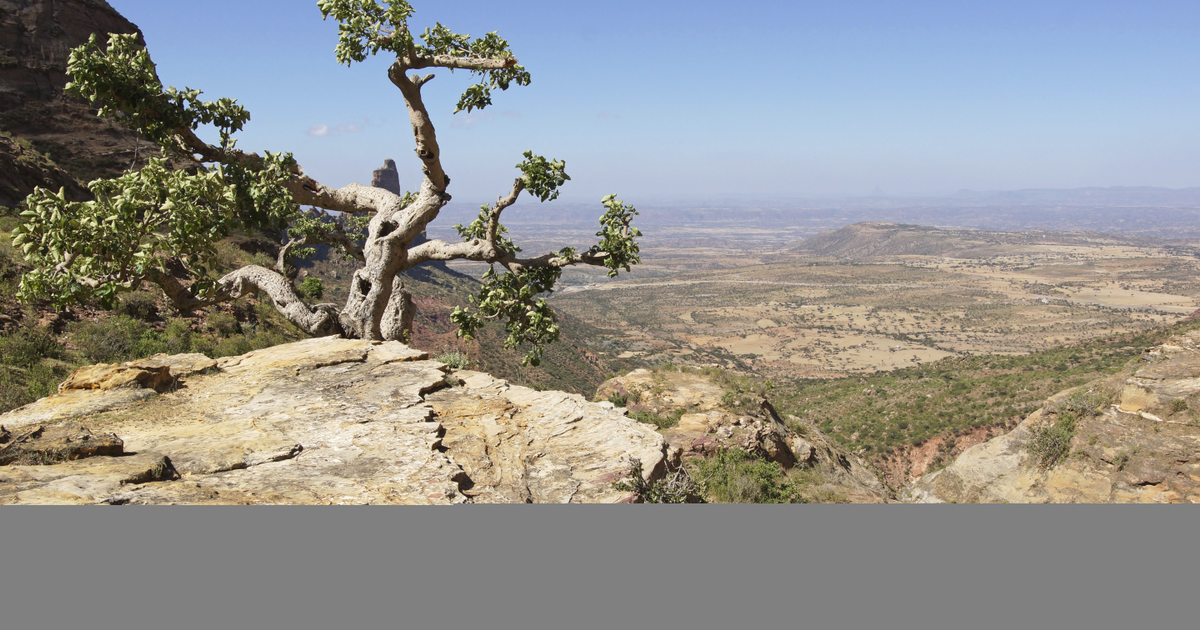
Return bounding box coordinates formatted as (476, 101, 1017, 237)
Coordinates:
(9, 0, 641, 365)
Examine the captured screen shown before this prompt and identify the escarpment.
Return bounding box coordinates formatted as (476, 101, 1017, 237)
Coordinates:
(0, 337, 667, 504)
(904, 329, 1200, 503)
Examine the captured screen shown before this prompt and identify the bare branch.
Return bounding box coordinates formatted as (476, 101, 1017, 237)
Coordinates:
(217, 265, 342, 337)
(408, 55, 518, 72)
(387, 62, 448, 191)
(144, 268, 230, 312)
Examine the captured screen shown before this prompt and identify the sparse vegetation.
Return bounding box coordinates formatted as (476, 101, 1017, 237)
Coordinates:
(1026, 413, 1077, 469)
(690, 448, 845, 503)
(435, 351, 470, 370)
(613, 457, 704, 504)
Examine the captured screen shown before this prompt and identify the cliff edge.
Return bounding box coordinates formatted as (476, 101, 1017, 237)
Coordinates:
(0, 337, 667, 504)
(904, 329, 1200, 503)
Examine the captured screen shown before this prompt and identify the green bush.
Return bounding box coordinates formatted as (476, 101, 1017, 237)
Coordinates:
(207, 312, 240, 336)
(69, 315, 164, 364)
(0, 323, 73, 413)
(630, 408, 683, 430)
(1027, 413, 1077, 469)
(435, 351, 470, 370)
(0, 324, 65, 367)
(296, 276, 324, 300)
(120, 291, 159, 320)
(612, 457, 703, 503)
(694, 448, 809, 503)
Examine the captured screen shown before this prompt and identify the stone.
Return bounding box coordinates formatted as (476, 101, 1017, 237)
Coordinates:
(58, 363, 174, 393)
(0, 422, 123, 466)
(428, 371, 667, 503)
(1, 452, 178, 504)
(1, 338, 668, 504)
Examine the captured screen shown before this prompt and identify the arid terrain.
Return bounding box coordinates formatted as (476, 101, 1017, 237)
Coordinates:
(524, 223, 1200, 381)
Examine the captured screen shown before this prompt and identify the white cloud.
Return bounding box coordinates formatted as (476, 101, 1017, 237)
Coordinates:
(452, 113, 494, 129)
(307, 123, 365, 137)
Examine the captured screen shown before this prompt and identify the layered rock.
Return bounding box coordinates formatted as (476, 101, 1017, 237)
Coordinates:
(904, 330, 1200, 503)
(1, 0, 158, 203)
(596, 368, 887, 502)
(0, 337, 668, 504)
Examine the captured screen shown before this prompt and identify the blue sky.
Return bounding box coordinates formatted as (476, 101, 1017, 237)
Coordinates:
(105, 0, 1200, 204)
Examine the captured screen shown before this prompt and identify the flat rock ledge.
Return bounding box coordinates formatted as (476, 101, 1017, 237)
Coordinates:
(0, 337, 667, 504)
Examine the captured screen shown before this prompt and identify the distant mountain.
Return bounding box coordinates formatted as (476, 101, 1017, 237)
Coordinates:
(791, 222, 1165, 259)
(947, 186, 1200, 207)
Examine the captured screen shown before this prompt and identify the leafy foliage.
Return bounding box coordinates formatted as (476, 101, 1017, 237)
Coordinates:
(451, 264, 562, 366)
(319, 0, 530, 114)
(517, 151, 570, 202)
(66, 33, 250, 151)
(691, 448, 841, 503)
(596, 194, 642, 277)
(296, 276, 325, 300)
(1026, 414, 1077, 470)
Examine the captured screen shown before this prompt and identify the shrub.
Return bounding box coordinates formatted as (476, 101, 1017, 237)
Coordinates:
(1027, 413, 1077, 469)
(0, 324, 65, 367)
(612, 457, 703, 503)
(629, 408, 684, 430)
(69, 315, 158, 364)
(1051, 388, 1111, 417)
(435, 351, 470, 370)
(207, 312, 240, 336)
(694, 448, 808, 503)
(296, 276, 324, 300)
(120, 291, 159, 320)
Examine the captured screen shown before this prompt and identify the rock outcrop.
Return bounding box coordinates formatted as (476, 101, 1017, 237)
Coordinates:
(1, 0, 158, 204)
(596, 368, 888, 502)
(0, 337, 668, 504)
(904, 330, 1200, 503)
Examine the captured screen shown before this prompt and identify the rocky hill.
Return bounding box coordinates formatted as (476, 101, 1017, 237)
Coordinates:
(0, 337, 667, 504)
(903, 328, 1200, 503)
(792, 222, 1157, 260)
(595, 367, 887, 502)
(0, 0, 156, 206)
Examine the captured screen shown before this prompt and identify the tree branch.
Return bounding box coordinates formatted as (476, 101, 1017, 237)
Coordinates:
(387, 62, 447, 192)
(408, 55, 518, 72)
(217, 265, 342, 337)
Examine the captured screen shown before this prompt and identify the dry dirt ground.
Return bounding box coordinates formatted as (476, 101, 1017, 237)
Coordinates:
(524, 236, 1200, 381)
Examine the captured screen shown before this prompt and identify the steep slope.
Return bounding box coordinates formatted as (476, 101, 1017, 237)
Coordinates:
(903, 329, 1200, 503)
(596, 367, 887, 502)
(0, 0, 156, 205)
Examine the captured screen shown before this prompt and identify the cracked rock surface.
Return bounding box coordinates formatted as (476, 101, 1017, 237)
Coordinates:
(1, 337, 667, 504)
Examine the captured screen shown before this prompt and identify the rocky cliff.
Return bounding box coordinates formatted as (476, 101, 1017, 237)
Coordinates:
(596, 368, 888, 502)
(904, 329, 1200, 503)
(1, 0, 156, 205)
(0, 337, 668, 504)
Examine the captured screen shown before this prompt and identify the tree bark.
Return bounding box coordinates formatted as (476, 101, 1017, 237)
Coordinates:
(217, 265, 342, 337)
